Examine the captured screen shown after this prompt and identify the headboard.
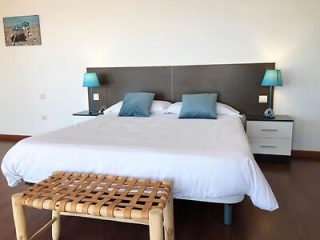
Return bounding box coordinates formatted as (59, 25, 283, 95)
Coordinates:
(87, 62, 275, 115)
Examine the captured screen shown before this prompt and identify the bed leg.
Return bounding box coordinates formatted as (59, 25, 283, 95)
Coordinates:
(224, 204, 233, 225)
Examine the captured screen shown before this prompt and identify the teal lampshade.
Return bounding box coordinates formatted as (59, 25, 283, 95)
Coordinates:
(83, 72, 100, 87)
(261, 69, 283, 87)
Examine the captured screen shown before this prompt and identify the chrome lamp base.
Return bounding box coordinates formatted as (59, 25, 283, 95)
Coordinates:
(264, 108, 275, 119)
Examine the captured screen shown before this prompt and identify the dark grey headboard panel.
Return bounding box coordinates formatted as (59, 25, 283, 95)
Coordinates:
(172, 63, 274, 114)
(87, 62, 274, 115)
(87, 67, 172, 107)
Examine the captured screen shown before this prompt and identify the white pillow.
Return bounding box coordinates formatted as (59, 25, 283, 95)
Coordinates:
(216, 102, 240, 116)
(165, 102, 240, 116)
(105, 101, 123, 113)
(151, 100, 172, 114)
(105, 100, 172, 114)
(164, 102, 182, 114)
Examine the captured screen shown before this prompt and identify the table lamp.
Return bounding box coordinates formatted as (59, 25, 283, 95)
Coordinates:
(261, 69, 283, 118)
(83, 72, 100, 114)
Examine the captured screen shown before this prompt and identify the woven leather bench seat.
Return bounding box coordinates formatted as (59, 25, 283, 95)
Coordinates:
(12, 172, 174, 240)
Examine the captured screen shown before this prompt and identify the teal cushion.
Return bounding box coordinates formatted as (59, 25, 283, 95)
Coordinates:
(119, 92, 155, 117)
(179, 93, 218, 119)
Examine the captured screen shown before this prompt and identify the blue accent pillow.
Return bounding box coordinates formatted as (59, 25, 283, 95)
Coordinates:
(179, 93, 218, 119)
(118, 92, 155, 117)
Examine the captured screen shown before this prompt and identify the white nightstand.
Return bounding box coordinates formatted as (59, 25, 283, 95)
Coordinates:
(246, 115, 294, 156)
(72, 111, 102, 124)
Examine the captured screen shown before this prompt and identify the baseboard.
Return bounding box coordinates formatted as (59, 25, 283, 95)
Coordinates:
(0, 134, 30, 142)
(254, 154, 290, 163)
(292, 150, 320, 159)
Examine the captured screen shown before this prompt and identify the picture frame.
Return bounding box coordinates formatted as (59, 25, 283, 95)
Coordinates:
(3, 15, 41, 46)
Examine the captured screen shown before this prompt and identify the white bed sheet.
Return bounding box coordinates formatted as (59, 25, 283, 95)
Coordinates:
(1, 113, 278, 211)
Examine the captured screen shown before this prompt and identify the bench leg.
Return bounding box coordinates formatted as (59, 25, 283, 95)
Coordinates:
(163, 196, 174, 240)
(12, 193, 28, 240)
(149, 209, 163, 240)
(52, 210, 60, 240)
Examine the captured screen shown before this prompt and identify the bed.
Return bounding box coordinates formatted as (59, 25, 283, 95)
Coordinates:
(1, 63, 278, 225)
(2, 113, 278, 209)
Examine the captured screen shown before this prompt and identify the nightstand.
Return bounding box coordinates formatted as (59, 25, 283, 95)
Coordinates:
(72, 111, 102, 124)
(246, 115, 294, 156)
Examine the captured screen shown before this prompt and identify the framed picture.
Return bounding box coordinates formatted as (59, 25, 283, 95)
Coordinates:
(3, 15, 41, 46)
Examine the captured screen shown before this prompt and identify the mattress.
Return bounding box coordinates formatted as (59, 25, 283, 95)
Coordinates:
(1, 113, 278, 211)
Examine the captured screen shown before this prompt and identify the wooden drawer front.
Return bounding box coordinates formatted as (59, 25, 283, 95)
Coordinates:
(247, 121, 293, 139)
(249, 137, 292, 155)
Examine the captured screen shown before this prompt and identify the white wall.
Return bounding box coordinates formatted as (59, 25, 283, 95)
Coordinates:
(0, 0, 319, 151)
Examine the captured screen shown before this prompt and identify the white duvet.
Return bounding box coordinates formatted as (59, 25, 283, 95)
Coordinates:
(1, 113, 278, 211)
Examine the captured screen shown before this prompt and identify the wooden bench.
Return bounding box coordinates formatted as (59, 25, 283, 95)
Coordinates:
(12, 172, 174, 240)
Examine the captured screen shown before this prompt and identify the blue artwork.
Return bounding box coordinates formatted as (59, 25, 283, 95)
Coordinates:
(3, 15, 41, 46)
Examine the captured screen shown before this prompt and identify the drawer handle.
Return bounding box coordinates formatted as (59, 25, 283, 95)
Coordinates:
(260, 145, 277, 148)
(261, 129, 278, 132)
